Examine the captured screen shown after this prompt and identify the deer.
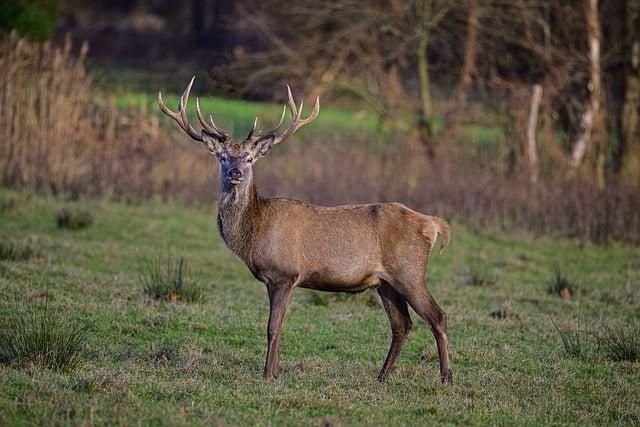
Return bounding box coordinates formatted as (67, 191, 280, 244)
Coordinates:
(158, 77, 453, 384)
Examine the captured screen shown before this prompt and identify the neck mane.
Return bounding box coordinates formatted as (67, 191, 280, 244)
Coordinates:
(217, 180, 264, 261)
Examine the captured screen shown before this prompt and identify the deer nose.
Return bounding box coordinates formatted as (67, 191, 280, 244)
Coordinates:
(227, 168, 243, 181)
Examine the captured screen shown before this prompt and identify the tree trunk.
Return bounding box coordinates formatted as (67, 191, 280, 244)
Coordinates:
(416, 0, 435, 158)
(621, 0, 640, 183)
(570, 0, 605, 188)
(445, 0, 480, 137)
(526, 84, 543, 184)
(417, 32, 435, 158)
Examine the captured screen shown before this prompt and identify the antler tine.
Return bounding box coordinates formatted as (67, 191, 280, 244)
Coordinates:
(286, 84, 299, 119)
(244, 97, 288, 142)
(157, 76, 204, 142)
(208, 115, 220, 131)
(272, 86, 320, 145)
(196, 97, 227, 140)
(300, 96, 320, 125)
(263, 105, 286, 135)
(246, 117, 259, 139)
(158, 91, 201, 141)
(158, 77, 231, 148)
(177, 76, 203, 138)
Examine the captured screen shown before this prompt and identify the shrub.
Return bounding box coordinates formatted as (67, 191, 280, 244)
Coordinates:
(0, 5, 60, 42)
(548, 264, 579, 298)
(138, 255, 203, 303)
(56, 206, 94, 230)
(0, 239, 38, 261)
(598, 319, 640, 362)
(0, 298, 92, 371)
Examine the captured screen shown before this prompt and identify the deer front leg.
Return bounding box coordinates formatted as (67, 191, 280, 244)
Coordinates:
(264, 283, 292, 379)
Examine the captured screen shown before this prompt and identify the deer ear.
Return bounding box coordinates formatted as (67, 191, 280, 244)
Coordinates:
(252, 135, 275, 158)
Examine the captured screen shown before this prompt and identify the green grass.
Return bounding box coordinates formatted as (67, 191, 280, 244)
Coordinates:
(0, 187, 639, 425)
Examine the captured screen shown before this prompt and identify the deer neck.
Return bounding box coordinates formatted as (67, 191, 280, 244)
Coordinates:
(217, 179, 263, 260)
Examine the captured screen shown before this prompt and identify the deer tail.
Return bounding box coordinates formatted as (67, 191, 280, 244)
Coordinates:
(433, 217, 451, 254)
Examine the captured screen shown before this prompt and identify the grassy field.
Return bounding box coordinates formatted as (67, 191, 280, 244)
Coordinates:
(0, 188, 639, 426)
(114, 91, 504, 147)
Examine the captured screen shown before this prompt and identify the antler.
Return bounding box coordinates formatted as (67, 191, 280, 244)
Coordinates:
(245, 86, 319, 144)
(196, 97, 229, 140)
(158, 76, 229, 145)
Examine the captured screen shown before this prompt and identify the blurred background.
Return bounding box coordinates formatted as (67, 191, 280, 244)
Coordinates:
(1, 0, 639, 243)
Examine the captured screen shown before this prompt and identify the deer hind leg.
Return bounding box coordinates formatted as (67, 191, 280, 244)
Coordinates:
(393, 280, 453, 384)
(264, 283, 293, 379)
(377, 282, 412, 382)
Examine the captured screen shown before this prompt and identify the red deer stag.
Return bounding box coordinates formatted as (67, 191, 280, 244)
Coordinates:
(158, 77, 453, 384)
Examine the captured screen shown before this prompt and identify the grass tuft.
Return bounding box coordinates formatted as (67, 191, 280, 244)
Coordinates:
(548, 264, 579, 298)
(0, 298, 92, 372)
(598, 319, 640, 362)
(147, 342, 179, 365)
(0, 195, 16, 213)
(138, 254, 203, 302)
(465, 265, 495, 287)
(0, 239, 39, 261)
(56, 206, 94, 230)
(490, 306, 511, 319)
(552, 317, 589, 358)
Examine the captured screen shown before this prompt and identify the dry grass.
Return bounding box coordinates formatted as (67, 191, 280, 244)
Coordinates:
(0, 32, 211, 202)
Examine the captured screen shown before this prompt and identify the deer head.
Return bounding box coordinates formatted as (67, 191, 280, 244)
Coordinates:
(158, 77, 319, 192)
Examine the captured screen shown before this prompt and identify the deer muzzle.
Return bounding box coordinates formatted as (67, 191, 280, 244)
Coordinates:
(227, 168, 244, 185)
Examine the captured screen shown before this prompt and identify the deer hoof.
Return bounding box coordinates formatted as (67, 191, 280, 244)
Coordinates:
(441, 368, 453, 385)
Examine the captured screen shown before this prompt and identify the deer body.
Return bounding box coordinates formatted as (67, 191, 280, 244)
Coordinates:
(219, 184, 447, 293)
(159, 78, 453, 384)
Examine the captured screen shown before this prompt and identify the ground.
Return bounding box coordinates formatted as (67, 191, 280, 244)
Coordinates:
(0, 188, 638, 426)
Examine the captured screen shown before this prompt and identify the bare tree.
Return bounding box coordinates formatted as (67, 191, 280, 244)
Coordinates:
(218, 0, 459, 158)
(414, 0, 454, 156)
(570, 0, 605, 188)
(445, 0, 481, 138)
(526, 84, 543, 183)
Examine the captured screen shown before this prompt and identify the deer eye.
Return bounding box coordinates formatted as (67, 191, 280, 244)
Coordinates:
(246, 157, 253, 163)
